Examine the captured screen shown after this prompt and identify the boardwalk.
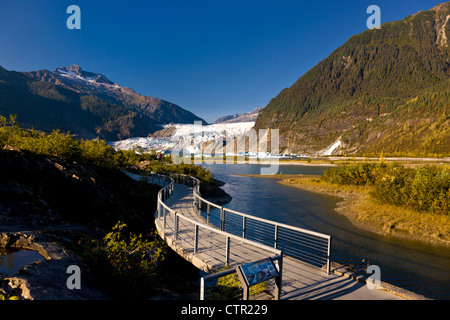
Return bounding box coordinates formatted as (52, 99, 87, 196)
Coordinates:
(151, 173, 403, 300)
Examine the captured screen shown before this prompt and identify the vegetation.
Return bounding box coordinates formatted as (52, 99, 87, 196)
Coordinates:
(140, 162, 214, 184)
(1, 114, 118, 168)
(80, 222, 168, 298)
(281, 175, 449, 244)
(210, 266, 268, 300)
(0, 293, 20, 300)
(0, 114, 214, 183)
(0, 115, 209, 298)
(254, 3, 450, 157)
(322, 162, 450, 215)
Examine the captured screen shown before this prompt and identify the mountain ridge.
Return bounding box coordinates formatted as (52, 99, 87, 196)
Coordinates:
(254, 2, 450, 157)
(0, 64, 206, 141)
(213, 106, 261, 124)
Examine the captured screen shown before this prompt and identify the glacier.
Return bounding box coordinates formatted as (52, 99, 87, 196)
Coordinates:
(110, 122, 255, 153)
(109, 121, 287, 159)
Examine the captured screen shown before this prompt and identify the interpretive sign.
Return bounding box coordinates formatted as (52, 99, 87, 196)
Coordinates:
(236, 258, 279, 287)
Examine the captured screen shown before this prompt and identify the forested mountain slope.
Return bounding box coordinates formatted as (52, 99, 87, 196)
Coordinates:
(254, 2, 450, 157)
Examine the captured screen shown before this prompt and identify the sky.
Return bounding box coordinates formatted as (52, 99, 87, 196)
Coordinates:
(0, 0, 444, 123)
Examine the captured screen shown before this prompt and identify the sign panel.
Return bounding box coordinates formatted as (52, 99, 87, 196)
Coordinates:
(237, 258, 279, 287)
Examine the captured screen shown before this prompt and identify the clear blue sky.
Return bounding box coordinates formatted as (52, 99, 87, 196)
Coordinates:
(0, 0, 444, 123)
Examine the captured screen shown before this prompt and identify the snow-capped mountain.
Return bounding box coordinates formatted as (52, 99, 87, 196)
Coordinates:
(54, 64, 115, 86)
(213, 107, 261, 124)
(19, 64, 206, 140)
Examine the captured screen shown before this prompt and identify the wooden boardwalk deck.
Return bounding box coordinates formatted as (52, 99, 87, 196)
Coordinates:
(155, 182, 403, 300)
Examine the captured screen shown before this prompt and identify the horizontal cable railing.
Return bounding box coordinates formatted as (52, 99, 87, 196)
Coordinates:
(193, 179, 332, 274)
(153, 172, 331, 275)
(155, 173, 282, 270)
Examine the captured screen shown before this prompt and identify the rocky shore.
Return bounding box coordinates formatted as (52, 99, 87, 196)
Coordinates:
(0, 147, 159, 299)
(0, 231, 110, 300)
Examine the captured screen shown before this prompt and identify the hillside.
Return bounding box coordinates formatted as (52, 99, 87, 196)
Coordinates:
(254, 2, 450, 157)
(0, 65, 206, 141)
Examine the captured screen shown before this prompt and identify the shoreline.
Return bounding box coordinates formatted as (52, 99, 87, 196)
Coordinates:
(199, 157, 450, 168)
(237, 174, 450, 248)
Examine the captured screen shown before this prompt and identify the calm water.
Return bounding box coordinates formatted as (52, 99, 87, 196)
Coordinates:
(0, 249, 43, 275)
(202, 163, 450, 300)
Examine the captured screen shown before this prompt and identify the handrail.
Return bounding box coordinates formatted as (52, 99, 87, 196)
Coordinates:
(198, 194, 332, 240)
(153, 172, 331, 275)
(155, 173, 281, 268)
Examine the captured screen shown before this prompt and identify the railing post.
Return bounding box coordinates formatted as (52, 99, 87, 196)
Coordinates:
(274, 254, 283, 300)
(194, 224, 199, 254)
(163, 206, 167, 229)
(225, 236, 230, 265)
(200, 277, 205, 300)
(157, 196, 161, 218)
(174, 212, 178, 240)
(274, 225, 279, 249)
(220, 208, 225, 231)
(327, 236, 332, 275)
(242, 216, 247, 239)
(207, 203, 210, 224)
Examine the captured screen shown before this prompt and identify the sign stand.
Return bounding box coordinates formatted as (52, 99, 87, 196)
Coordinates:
(235, 257, 282, 300)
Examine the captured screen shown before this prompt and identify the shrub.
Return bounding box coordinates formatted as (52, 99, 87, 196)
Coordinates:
(79, 139, 117, 168)
(373, 165, 450, 214)
(211, 266, 268, 300)
(323, 162, 450, 215)
(81, 222, 168, 298)
(372, 164, 415, 206)
(323, 162, 387, 185)
(143, 162, 215, 184)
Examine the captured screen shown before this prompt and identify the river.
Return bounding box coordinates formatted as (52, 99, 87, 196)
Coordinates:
(201, 163, 450, 300)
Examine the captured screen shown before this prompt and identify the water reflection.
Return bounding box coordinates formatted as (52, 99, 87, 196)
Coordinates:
(0, 249, 43, 275)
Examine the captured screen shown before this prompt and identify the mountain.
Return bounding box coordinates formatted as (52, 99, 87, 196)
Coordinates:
(0, 64, 206, 141)
(213, 107, 261, 124)
(254, 2, 450, 157)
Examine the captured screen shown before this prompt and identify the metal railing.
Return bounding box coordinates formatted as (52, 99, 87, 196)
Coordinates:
(155, 173, 282, 268)
(154, 172, 331, 275)
(192, 184, 332, 274)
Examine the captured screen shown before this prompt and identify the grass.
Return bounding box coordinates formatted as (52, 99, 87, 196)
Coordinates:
(279, 176, 450, 246)
(277, 157, 450, 168)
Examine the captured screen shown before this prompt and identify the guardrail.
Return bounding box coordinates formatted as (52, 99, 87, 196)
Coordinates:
(192, 183, 332, 274)
(154, 172, 331, 275)
(156, 173, 282, 268)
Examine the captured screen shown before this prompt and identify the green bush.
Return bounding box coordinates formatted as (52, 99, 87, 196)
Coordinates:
(79, 139, 117, 168)
(371, 164, 415, 206)
(323, 162, 387, 185)
(0, 114, 216, 184)
(211, 266, 268, 300)
(323, 162, 450, 215)
(373, 165, 450, 215)
(81, 222, 168, 298)
(143, 162, 215, 184)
